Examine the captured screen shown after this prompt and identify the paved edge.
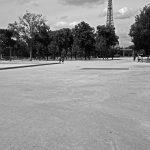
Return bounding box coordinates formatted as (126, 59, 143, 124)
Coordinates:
(81, 68, 130, 70)
(0, 63, 59, 71)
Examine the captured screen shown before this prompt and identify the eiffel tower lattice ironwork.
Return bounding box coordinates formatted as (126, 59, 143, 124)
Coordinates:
(106, 0, 114, 27)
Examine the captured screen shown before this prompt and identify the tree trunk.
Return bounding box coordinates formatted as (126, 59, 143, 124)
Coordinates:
(74, 52, 77, 60)
(46, 47, 49, 61)
(71, 49, 73, 60)
(46, 50, 48, 61)
(85, 54, 87, 60)
(84, 50, 87, 60)
(53, 53, 56, 60)
(28, 40, 33, 61)
(9, 47, 12, 61)
(88, 50, 91, 60)
(65, 49, 68, 60)
(29, 47, 32, 61)
(0, 47, 2, 59)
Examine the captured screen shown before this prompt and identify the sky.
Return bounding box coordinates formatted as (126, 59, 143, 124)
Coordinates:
(0, 0, 149, 47)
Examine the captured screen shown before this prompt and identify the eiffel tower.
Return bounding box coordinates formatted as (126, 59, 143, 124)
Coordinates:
(106, 0, 114, 27)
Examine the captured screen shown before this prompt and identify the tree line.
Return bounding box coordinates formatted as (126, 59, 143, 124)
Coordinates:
(0, 11, 119, 61)
(129, 4, 150, 56)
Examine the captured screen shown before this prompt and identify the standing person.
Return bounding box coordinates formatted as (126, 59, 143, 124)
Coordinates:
(61, 57, 65, 64)
(133, 51, 137, 61)
(137, 54, 141, 62)
(58, 57, 61, 64)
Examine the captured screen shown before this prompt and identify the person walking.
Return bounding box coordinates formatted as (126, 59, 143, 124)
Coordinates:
(137, 54, 141, 62)
(133, 51, 137, 61)
(61, 57, 65, 64)
(58, 57, 61, 64)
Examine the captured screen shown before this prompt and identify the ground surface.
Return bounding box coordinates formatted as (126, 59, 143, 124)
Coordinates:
(0, 60, 58, 69)
(0, 58, 150, 150)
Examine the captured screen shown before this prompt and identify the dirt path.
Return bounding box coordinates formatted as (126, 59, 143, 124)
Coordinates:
(0, 58, 150, 150)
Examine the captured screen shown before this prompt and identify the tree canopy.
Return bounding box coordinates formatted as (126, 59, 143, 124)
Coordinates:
(0, 29, 15, 48)
(0, 11, 119, 60)
(73, 21, 95, 60)
(95, 25, 119, 59)
(8, 11, 49, 60)
(129, 5, 150, 55)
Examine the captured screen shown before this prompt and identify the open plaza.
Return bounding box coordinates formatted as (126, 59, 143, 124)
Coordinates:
(0, 58, 150, 150)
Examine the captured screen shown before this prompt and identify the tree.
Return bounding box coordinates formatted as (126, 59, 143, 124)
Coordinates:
(73, 21, 95, 60)
(14, 40, 28, 58)
(96, 25, 119, 59)
(60, 28, 73, 59)
(0, 30, 6, 59)
(72, 39, 81, 60)
(48, 28, 73, 60)
(0, 29, 16, 60)
(33, 24, 51, 60)
(95, 35, 107, 59)
(129, 5, 150, 55)
(8, 11, 49, 60)
(56, 28, 73, 57)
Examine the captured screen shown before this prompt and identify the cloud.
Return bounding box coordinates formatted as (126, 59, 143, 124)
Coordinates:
(119, 32, 130, 39)
(0, 0, 13, 5)
(99, 7, 107, 17)
(69, 21, 79, 26)
(60, 0, 106, 6)
(16, 0, 32, 4)
(115, 7, 138, 19)
(60, 16, 69, 20)
(0, 0, 39, 6)
(99, 6, 138, 20)
(55, 21, 68, 27)
(118, 31, 132, 47)
(16, 0, 39, 6)
(28, 1, 39, 7)
(53, 21, 79, 30)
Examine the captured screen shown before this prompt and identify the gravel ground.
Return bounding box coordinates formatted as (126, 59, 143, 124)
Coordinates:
(0, 58, 150, 150)
(0, 60, 58, 69)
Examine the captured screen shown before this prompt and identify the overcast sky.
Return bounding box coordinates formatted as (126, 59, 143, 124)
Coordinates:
(0, 0, 149, 47)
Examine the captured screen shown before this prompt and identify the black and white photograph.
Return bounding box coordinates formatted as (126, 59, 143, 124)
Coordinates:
(0, 0, 150, 149)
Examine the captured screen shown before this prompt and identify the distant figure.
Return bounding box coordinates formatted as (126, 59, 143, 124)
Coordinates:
(58, 57, 61, 64)
(137, 54, 143, 62)
(61, 57, 65, 64)
(133, 51, 137, 61)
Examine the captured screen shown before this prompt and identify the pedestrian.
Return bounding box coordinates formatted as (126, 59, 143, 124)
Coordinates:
(137, 54, 141, 62)
(133, 51, 137, 61)
(58, 57, 61, 64)
(61, 57, 65, 64)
